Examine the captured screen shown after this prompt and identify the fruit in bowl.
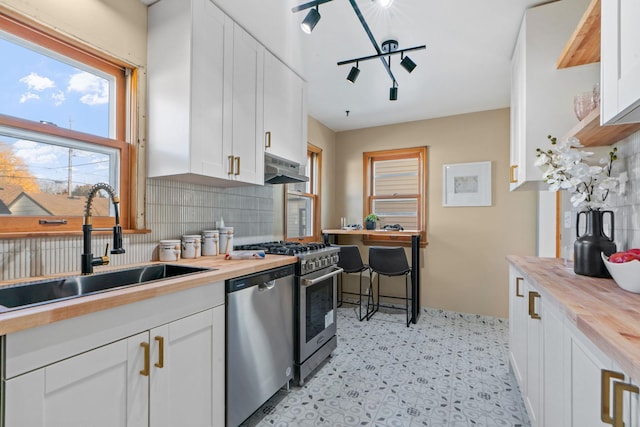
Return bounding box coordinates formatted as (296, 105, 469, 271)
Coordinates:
(601, 250, 640, 293)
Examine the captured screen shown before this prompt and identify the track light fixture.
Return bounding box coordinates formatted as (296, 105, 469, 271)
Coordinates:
(301, 6, 321, 34)
(400, 53, 417, 73)
(347, 62, 360, 83)
(292, 0, 425, 101)
(389, 81, 398, 101)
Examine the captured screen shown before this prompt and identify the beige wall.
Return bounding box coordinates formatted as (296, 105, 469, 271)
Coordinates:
(332, 108, 537, 318)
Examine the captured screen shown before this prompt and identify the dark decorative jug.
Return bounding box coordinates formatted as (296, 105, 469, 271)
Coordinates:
(574, 210, 616, 277)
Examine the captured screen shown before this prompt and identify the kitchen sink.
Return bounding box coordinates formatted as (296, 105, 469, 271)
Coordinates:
(0, 264, 213, 312)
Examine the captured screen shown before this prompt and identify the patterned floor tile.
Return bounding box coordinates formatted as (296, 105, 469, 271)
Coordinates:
(240, 307, 530, 427)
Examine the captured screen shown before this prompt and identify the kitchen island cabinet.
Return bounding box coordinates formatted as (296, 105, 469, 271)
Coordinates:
(508, 256, 640, 426)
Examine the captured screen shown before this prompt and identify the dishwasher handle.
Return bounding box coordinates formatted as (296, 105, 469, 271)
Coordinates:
(302, 267, 343, 287)
(258, 280, 276, 291)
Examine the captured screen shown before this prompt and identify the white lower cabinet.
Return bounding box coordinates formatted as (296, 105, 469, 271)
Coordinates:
(509, 267, 559, 426)
(4, 306, 224, 427)
(5, 333, 147, 427)
(510, 264, 640, 427)
(2, 281, 225, 427)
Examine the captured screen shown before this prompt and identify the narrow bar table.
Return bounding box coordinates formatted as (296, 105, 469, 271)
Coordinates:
(321, 229, 421, 324)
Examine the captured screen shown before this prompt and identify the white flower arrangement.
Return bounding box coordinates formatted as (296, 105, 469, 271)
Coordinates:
(535, 135, 619, 210)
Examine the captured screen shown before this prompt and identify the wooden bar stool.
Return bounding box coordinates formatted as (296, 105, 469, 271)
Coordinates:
(368, 246, 412, 327)
(336, 245, 374, 321)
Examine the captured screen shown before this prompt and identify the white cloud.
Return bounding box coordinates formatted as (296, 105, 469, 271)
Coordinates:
(13, 139, 66, 165)
(51, 90, 66, 106)
(68, 72, 109, 105)
(19, 92, 40, 103)
(19, 72, 55, 91)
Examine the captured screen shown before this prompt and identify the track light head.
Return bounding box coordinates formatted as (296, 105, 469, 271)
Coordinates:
(400, 55, 417, 73)
(301, 7, 321, 34)
(389, 82, 398, 101)
(347, 65, 360, 83)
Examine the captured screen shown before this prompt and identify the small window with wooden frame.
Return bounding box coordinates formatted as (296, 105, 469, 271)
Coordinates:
(0, 9, 136, 235)
(363, 146, 427, 246)
(285, 144, 322, 242)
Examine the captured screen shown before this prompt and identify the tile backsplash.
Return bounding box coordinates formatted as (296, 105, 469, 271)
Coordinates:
(0, 178, 280, 281)
(560, 130, 640, 256)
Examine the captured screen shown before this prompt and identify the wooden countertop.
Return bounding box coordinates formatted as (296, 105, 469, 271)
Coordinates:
(322, 228, 421, 237)
(0, 254, 297, 336)
(507, 255, 640, 380)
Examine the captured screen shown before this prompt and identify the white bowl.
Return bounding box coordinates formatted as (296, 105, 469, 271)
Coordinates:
(601, 252, 640, 293)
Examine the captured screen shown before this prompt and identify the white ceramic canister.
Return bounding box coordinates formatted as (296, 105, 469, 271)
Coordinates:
(218, 227, 234, 255)
(158, 240, 181, 262)
(202, 230, 219, 256)
(182, 235, 202, 259)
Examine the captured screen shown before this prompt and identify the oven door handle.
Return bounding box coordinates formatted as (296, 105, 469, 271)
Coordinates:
(302, 267, 343, 287)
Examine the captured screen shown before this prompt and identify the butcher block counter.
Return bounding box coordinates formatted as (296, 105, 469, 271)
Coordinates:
(507, 255, 640, 382)
(0, 254, 297, 336)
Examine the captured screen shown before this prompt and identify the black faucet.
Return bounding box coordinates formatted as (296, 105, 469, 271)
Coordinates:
(81, 183, 126, 275)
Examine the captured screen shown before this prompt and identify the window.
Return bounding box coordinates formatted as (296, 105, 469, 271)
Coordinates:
(363, 147, 427, 246)
(285, 145, 321, 242)
(0, 10, 134, 233)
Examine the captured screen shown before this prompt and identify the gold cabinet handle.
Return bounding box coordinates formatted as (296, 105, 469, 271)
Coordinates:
(140, 342, 150, 376)
(228, 155, 235, 175)
(234, 156, 240, 175)
(265, 131, 271, 148)
(602, 369, 625, 424)
(528, 291, 541, 320)
(509, 165, 518, 183)
(154, 336, 164, 369)
(613, 380, 639, 427)
(515, 277, 524, 298)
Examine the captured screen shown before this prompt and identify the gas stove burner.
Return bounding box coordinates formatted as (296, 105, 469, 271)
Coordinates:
(235, 241, 328, 256)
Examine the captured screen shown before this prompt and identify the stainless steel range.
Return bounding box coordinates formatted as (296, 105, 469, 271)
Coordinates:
(235, 242, 341, 385)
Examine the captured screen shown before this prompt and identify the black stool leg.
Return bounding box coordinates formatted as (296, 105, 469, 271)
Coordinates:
(405, 273, 410, 327)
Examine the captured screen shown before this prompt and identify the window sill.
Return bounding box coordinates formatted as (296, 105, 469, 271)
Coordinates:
(0, 229, 151, 239)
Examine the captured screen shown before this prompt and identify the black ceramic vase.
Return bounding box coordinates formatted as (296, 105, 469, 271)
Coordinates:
(365, 219, 376, 230)
(574, 209, 616, 277)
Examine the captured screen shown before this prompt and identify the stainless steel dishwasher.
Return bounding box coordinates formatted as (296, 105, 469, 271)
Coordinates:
(226, 264, 295, 427)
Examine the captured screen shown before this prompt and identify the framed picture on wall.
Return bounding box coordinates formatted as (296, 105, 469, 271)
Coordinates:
(442, 161, 492, 207)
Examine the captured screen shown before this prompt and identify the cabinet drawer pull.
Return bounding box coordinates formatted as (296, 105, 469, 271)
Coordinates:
(509, 165, 518, 183)
(234, 156, 240, 175)
(613, 380, 639, 427)
(265, 131, 271, 148)
(154, 336, 164, 368)
(602, 369, 625, 424)
(140, 342, 150, 376)
(515, 277, 524, 298)
(228, 155, 235, 175)
(528, 291, 541, 320)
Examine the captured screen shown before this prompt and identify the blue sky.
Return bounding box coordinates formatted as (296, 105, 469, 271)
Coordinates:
(0, 36, 112, 191)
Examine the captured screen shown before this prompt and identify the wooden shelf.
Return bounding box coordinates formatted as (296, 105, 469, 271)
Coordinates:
(562, 108, 640, 146)
(557, 0, 601, 69)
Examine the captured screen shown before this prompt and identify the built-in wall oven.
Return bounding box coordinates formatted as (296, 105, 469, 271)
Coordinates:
(234, 242, 341, 386)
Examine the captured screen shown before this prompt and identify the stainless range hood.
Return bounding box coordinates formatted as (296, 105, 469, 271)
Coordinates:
(264, 153, 309, 185)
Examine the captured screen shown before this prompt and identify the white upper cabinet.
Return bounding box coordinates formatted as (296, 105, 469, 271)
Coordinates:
(263, 51, 307, 166)
(510, 0, 599, 190)
(601, 0, 640, 124)
(147, 0, 264, 186)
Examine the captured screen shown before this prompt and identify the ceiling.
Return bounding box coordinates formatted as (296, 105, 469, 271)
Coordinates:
(209, 0, 546, 132)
